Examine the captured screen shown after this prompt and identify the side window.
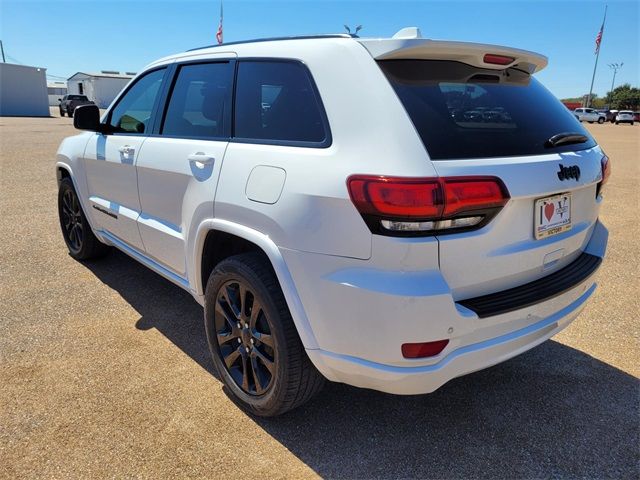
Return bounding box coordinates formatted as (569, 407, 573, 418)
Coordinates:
(162, 62, 233, 138)
(108, 69, 165, 134)
(234, 61, 328, 145)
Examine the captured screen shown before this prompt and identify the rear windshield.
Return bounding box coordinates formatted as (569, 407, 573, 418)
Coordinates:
(68, 95, 87, 100)
(378, 60, 596, 160)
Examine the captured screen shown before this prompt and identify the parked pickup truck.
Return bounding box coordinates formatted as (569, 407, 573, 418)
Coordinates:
(59, 95, 94, 117)
(573, 108, 606, 124)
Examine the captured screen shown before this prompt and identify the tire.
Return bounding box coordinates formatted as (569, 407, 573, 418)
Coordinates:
(632, 122, 635, 126)
(615, 121, 619, 125)
(598, 117, 604, 124)
(204, 252, 325, 417)
(68, 109, 73, 118)
(588, 121, 593, 124)
(59, 109, 65, 117)
(58, 178, 110, 260)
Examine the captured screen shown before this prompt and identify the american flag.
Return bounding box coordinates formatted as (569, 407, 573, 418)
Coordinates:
(216, 1, 223, 45)
(594, 20, 604, 54)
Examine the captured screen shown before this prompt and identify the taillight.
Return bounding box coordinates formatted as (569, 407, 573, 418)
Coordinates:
(483, 53, 515, 65)
(347, 175, 510, 236)
(597, 155, 610, 197)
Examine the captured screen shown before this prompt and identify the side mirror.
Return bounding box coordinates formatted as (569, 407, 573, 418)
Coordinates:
(58, 98, 62, 102)
(73, 104, 103, 132)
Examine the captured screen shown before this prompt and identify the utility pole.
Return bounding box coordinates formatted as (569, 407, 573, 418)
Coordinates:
(608, 62, 623, 95)
(587, 5, 607, 108)
(0, 40, 6, 63)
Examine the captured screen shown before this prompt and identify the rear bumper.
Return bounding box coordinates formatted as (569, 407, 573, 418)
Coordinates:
(307, 280, 595, 394)
(290, 220, 608, 394)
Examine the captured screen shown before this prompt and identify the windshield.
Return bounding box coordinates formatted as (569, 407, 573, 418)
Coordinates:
(378, 60, 597, 160)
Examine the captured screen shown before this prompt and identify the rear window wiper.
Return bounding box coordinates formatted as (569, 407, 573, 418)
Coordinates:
(545, 132, 589, 148)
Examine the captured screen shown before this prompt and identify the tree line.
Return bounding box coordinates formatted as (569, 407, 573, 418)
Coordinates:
(562, 84, 639, 110)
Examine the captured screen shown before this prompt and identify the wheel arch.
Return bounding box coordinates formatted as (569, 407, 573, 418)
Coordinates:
(192, 219, 319, 349)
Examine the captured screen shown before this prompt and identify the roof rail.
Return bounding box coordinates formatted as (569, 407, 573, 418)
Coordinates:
(187, 34, 353, 52)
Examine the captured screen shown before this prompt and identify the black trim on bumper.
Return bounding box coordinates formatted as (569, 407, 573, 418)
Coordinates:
(458, 252, 602, 318)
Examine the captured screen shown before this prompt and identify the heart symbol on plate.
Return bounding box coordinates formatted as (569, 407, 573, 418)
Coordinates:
(544, 203, 555, 222)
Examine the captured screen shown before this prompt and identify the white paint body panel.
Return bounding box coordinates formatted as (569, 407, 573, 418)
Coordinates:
(55, 35, 608, 395)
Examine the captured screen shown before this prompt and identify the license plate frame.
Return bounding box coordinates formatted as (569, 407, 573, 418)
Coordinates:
(534, 192, 572, 240)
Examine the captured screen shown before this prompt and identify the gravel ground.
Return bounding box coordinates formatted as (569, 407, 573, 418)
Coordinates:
(1, 111, 638, 479)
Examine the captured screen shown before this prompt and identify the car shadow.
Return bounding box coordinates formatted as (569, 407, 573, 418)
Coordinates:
(84, 250, 639, 479)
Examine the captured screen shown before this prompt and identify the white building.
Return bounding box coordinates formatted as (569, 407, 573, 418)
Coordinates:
(47, 81, 68, 106)
(67, 71, 135, 108)
(0, 63, 49, 116)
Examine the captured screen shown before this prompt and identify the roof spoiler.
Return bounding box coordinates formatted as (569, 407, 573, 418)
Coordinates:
(359, 31, 548, 74)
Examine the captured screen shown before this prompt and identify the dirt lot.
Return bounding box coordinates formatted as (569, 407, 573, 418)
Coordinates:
(1, 111, 638, 479)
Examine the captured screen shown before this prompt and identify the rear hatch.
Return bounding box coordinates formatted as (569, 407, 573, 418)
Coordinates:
(366, 39, 605, 299)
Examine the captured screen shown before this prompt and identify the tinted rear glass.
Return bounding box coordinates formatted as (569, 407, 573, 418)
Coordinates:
(379, 60, 596, 160)
(234, 61, 329, 146)
(162, 62, 233, 138)
(68, 95, 87, 100)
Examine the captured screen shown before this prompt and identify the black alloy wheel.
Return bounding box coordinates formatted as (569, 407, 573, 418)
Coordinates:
(204, 253, 325, 416)
(57, 178, 110, 260)
(215, 280, 276, 395)
(61, 187, 84, 254)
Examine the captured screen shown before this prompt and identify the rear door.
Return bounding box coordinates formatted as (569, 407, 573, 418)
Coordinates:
(378, 60, 605, 299)
(134, 58, 235, 277)
(82, 68, 167, 250)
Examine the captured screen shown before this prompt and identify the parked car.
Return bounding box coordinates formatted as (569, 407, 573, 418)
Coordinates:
(596, 109, 616, 122)
(56, 30, 609, 416)
(608, 109, 619, 123)
(58, 94, 94, 117)
(615, 110, 635, 125)
(573, 107, 606, 123)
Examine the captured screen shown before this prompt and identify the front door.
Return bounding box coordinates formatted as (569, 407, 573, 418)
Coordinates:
(135, 60, 234, 276)
(82, 68, 167, 251)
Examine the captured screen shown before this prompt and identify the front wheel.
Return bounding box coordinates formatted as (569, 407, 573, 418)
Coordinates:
(59, 109, 65, 117)
(68, 109, 73, 118)
(204, 253, 325, 416)
(58, 178, 110, 260)
(598, 117, 604, 124)
(615, 121, 619, 125)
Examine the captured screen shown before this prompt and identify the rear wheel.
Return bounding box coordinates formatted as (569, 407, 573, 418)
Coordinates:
(58, 178, 110, 260)
(204, 253, 325, 416)
(615, 121, 619, 125)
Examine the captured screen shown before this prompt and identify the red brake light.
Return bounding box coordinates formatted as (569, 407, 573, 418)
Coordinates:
(402, 340, 449, 358)
(348, 177, 441, 217)
(597, 154, 611, 197)
(442, 177, 510, 217)
(601, 155, 611, 186)
(347, 175, 510, 236)
(483, 53, 515, 65)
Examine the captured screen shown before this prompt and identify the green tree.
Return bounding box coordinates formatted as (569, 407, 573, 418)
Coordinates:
(605, 84, 640, 110)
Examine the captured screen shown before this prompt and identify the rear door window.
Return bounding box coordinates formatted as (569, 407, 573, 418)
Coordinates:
(233, 61, 330, 146)
(161, 62, 233, 139)
(378, 60, 596, 160)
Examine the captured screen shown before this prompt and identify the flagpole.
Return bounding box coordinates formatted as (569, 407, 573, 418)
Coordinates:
(587, 4, 607, 107)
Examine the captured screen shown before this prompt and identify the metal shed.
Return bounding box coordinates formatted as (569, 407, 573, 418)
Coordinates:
(67, 71, 135, 108)
(0, 63, 49, 116)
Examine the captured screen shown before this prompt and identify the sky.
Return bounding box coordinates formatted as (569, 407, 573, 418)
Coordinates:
(0, 0, 637, 99)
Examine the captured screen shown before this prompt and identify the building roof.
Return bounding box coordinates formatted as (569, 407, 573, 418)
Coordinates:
(68, 71, 135, 80)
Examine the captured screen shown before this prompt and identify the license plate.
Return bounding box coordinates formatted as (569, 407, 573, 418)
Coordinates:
(534, 193, 572, 239)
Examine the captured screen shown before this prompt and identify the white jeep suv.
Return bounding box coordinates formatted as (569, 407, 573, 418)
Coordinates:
(56, 29, 609, 416)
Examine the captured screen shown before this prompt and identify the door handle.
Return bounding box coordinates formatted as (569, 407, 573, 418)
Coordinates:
(118, 145, 135, 156)
(188, 153, 215, 165)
